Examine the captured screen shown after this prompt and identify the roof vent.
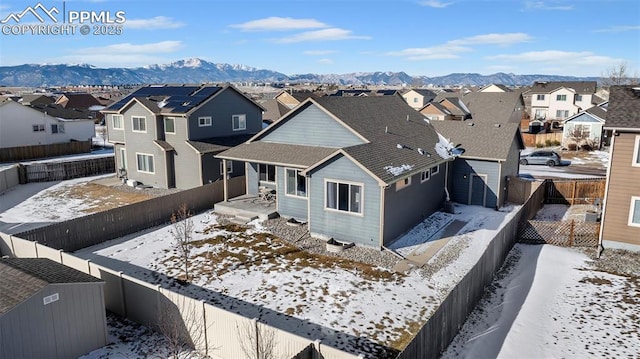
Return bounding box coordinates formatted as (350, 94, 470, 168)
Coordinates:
(417, 148, 431, 157)
(494, 123, 501, 128)
(385, 126, 389, 133)
(406, 115, 410, 121)
(397, 144, 405, 149)
(467, 122, 475, 126)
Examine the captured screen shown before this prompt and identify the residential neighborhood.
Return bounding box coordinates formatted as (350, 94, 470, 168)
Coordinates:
(1, 1, 639, 357)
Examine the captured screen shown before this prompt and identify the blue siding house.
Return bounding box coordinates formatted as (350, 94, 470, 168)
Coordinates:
(217, 96, 458, 247)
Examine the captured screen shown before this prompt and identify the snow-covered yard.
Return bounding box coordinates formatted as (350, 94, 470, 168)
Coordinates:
(74, 203, 520, 356)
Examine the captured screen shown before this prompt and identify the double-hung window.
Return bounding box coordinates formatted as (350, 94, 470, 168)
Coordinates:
(220, 160, 233, 175)
(132, 116, 146, 132)
(164, 117, 175, 134)
(136, 153, 154, 173)
(32, 124, 45, 132)
(199, 117, 212, 127)
(556, 94, 567, 101)
(431, 164, 440, 176)
(421, 170, 430, 183)
(232, 114, 246, 131)
(112, 115, 123, 130)
(285, 168, 306, 197)
(326, 180, 363, 214)
(633, 135, 640, 167)
(629, 196, 640, 227)
(51, 124, 65, 134)
(536, 94, 545, 101)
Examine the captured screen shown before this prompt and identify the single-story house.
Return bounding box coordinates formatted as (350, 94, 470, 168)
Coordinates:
(562, 102, 608, 149)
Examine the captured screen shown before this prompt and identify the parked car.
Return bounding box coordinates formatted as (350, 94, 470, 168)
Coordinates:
(520, 150, 562, 167)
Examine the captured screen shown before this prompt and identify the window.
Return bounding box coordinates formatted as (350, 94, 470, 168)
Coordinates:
(119, 148, 127, 170)
(396, 176, 412, 191)
(220, 160, 233, 174)
(413, 98, 419, 103)
(431, 164, 440, 176)
(164, 117, 175, 134)
(112, 115, 123, 130)
(136, 153, 154, 173)
(285, 168, 306, 197)
(556, 94, 567, 101)
(574, 124, 591, 137)
(326, 180, 362, 214)
(132, 116, 146, 132)
(633, 135, 640, 167)
(258, 163, 275, 182)
(556, 110, 570, 119)
(232, 114, 246, 131)
(629, 196, 640, 227)
(575, 94, 583, 102)
(421, 170, 430, 183)
(32, 124, 45, 132)
(51, 124, 65, 134)
(536, 94, 545, 101)
(199, 117, 212, 127)
(534, 109, 546, 119)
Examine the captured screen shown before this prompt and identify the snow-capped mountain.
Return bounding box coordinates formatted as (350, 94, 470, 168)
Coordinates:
(0, 58, 599, 87)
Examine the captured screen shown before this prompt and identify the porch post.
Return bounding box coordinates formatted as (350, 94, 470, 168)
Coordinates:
(222, 159, 228, 202)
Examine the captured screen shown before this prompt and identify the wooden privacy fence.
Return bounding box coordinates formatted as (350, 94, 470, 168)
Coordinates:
(17, 156, 115, 183)
(0, 140, 92, 162)
(545, 178, 606, 205)
(519, 220, 600, 247)
(521, 132, 563, 147)
(15, 176, 246, 252)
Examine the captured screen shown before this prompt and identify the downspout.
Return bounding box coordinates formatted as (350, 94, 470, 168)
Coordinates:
(379, 185, 386, 248)
(444, 161, 451, 201)
(597, 129, 616, 258)
(222, 158, 228, 202)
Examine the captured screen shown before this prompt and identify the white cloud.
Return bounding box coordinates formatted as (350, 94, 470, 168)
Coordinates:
(387, 33, 532, 60)
(304, 50, 338, 55)
(594, 25, 640, 33)
(231, 16, 327, 31)
(317, 58, 333, 64)
(523, 1, 574, 11)
(419, 1, 453, 8)
(52, 41, 184, 67)
(275, 28, 371, 43)
(487, 50, 626, 67)
(126, 16, 185, 30)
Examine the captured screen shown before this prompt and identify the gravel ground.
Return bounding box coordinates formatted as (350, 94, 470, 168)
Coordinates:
(110, 184, 182, 197)
(583, 247, 640, 277)
(260, 217, 401, 270)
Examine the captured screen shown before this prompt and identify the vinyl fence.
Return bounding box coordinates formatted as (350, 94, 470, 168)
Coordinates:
(17, 156, 115, 184)
(0, 140, 92, 162)
(0, 233, 360, 359)
(396, 180, 546, 359)
(15, 176, 246, 252)
(0, 165, 19, 193)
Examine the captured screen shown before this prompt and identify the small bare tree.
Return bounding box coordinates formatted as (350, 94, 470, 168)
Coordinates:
(236, 319, 278, 359)
(170, 204, 194, 281)
(601, 62, 639, 88)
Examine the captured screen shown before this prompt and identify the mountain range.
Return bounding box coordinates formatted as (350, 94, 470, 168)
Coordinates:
(0, 58, 600, 87)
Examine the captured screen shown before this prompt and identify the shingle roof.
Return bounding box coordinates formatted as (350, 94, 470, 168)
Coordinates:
(154, 140, 174, 151)
(461, 92, 524, 124)
(218, 142, 337, 167)
(0, 258, 102, 315)
(259, 99, 291, 122)
(187, 134, 255, 154)
(482, 84, 512, 92)
(423, 101, 452, 115)
(591, 94, 606, 105)
(431, 121, 523, 161)
(20, 94, 55, 106)
(103, 85, 223, 114)
(605, 85, 640, 129)
(529, 81, 597, 94)
(56, 93, 102, 109)
(30, 103, 94, 120)
(310, 96, 447, 184)
(585, 105, 607, 120)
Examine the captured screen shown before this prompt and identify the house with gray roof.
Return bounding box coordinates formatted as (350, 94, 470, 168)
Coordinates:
(526, 81, 599, 123)
(216, 95, 459, 247)
(562, 102, 609, 149)
(0, 258, 107, 359)
(102, 84, 264, 189)
(402, 88, 437, 109)
(479, 84, 513, 93)
(599, 85, 640, 252)
(431, 121, 524, 208)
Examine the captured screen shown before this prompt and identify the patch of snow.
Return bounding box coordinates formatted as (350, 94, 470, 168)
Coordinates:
(434, 132, 456, 159)
(383, 164, 413, 176)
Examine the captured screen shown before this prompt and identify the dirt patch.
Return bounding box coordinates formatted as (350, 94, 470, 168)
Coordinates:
(45, 182, 152, 213)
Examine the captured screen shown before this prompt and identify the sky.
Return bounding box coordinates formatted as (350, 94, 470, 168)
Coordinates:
(0, 0, 638, 77)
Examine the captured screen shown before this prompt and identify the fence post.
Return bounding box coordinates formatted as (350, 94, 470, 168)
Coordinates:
(571, 180, 577, 205)
(569, 219, 575, 247)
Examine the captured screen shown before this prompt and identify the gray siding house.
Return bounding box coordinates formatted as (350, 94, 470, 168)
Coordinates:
(0, 258, 107, 359)
(102, 85, 264, 189)
(217, 96, 457, 247)
(431, 121, 524, 209)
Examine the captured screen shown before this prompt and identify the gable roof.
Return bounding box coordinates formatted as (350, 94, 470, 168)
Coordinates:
(421, 101, 452, 115)
(0, 258, 103, 315)
(186, 134, 255, 154)
(259, 98, 291, 122)
(480, 84, 512, 92)
(219, 96, 451, 185)
(438, 97, 470, 117)
(605, 85, 640, 130)
(56, 93, 101, 109)
(461, 92, 524, 124)
(563, 111, 605, 124)
(20, 94, 56, 106)
(30, 103, 94, 120)
(585, 104, 607, 120)
(103, 85, 221, 114)
(431, 121, 523, 161)
(529, 81, 597, 94)
(404, 88, 437, 101)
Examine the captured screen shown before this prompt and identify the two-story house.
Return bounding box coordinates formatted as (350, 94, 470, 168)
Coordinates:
(216, 95, 459, 248)
(528, 81, 599, 123)
(101, 85, 264, 189)
(402, 89, 437, 110)
(599, 85, 640, 252)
